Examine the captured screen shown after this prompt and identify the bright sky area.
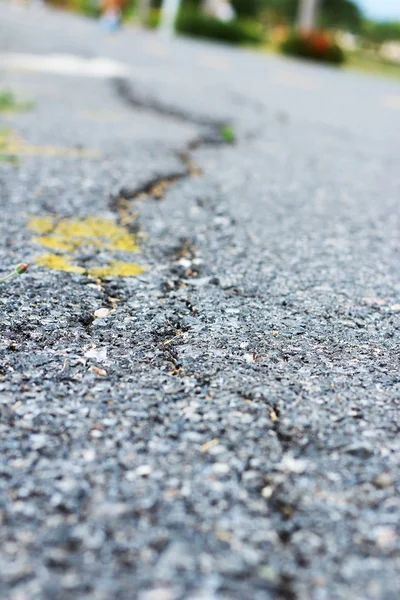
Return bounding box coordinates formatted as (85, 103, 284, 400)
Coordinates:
(356, 0, 400, 20)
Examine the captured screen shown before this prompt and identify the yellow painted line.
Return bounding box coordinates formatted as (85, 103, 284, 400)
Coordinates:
(29, 216, 139, 252)
(0, 129, 101, 158)
(381, 94, 400, 110)
(5, 144, 101, 158)
(35, 254, 86, 274)
(88, 261, 144, 278)
(28, 216, 144, 279)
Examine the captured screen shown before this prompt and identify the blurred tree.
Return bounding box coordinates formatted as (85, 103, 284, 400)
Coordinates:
(362, 21, 400, 43)
(231, 0, 361, 31)
(159, 0, 361, 32)
(230, 0, 264, 18)
(319, 0, 362, 32)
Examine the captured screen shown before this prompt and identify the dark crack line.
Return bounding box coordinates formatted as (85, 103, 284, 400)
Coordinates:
(110, 77, 237, 221)
(114, 170, 189, 204)
(107, 77, 239, 373)
(112, 76, 229, 131)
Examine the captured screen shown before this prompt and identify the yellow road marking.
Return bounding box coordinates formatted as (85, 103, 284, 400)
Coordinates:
(5, 143, 101, 158)
(35, 254, 86, 274)
(29, 216, 140, 253)
(0, 128, 101, 158)
(28, 216, 144, 278)
(88, 261, 144, 278)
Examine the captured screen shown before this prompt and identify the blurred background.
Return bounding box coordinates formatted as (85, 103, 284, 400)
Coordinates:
(10, 0, 400, 78)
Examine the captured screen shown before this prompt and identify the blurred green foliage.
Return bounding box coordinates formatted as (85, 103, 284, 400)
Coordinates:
(47, 0, 100, 17)
(362, 21, 400, 44)
(319, 0, 362, 32)
(281, 30, 345, 64)
(0, 90, 17, 111)
(230, 0, 361, 32)
(144, 7, 161, 28)
(176, 10, 265, 45)
(0, 90, 33, 112)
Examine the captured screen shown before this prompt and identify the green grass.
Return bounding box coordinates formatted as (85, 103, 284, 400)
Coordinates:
(0, 90, 34, 112)
(0, 154, 19, 165)
(221, 125, 236, 144)
(346, 51, 400, 79)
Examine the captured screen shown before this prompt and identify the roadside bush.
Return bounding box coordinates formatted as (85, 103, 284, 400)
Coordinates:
(145, 8, 161, 29)
(281, 30, 345, 64)
(73, 0, 101, 18)
(47, 0, 100, 18)
(176, 11, 265, 46)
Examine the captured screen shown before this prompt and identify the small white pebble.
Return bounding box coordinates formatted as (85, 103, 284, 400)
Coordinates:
(375, 527, 396, 549)
(82, 448, 96, 462)
(212, 463, 230, 475)
(177, 258, 192, 268)
(373, 473, 392, 488)
(261, 486, 273, 499)
(135, 465, 153, 477)
(94, 308, 111, 319)
(244, 353, 255, 362)
(279, 455, 307, 474)
(85, 348, 107, 362)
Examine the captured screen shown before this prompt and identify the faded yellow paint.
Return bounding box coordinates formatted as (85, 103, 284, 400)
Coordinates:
(0, 128, 20, 164)
(88, 261, 145, 278)
(29, 215, 144, 279)
(32, 235, 75, 251)
(27, 217, 54, 234)
(55, 216, 139, 252)
(5, 143, 101, 158)
(0, 128, 100, 159)
(29, 216, 139, 253)
(0, 127, 12, 144)
(35, 254, 85, 274)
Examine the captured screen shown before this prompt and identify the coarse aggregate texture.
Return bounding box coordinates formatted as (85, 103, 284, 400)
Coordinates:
(1, 5, 400, 600)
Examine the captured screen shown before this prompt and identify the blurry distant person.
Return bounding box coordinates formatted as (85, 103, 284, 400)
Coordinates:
(100, 0, 126, 31)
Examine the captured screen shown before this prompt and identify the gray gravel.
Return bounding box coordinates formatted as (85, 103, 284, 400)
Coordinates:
(1, 5, 400, 600)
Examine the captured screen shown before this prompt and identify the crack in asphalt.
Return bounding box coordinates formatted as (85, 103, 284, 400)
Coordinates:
(110, 76, 235, 207)
(72, 75, 317, 595)
(107, 77, 240, 374)
(112, 76, 230, 131)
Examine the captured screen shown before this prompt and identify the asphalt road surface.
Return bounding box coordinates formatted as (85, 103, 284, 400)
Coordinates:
(1, 5, 400, 600)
